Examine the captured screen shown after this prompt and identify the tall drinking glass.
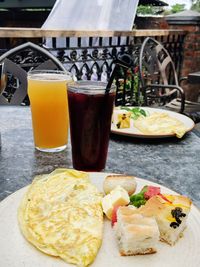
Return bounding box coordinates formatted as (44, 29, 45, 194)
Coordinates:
(28, 70, 72, 152)
(68, 81, 116, 171)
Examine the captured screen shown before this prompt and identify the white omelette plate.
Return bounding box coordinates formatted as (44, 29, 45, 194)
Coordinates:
(111, 107, 195, 138)
(0, 172, 200, 267)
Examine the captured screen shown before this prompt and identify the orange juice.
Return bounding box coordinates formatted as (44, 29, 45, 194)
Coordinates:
(28, 71, 71, 152)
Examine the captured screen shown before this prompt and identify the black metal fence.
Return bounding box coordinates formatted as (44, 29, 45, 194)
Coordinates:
(0, 31, 186, 106)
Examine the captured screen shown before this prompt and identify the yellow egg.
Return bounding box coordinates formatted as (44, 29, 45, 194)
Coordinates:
(18, 169, 103, 267)
(134, 112, 187, 138)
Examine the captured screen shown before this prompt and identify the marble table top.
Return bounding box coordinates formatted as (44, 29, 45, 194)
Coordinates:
(0, 106, 200, 207)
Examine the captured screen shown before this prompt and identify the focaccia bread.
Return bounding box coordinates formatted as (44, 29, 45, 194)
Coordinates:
(115, 206, 159, 255)
(139, 194, 192, 245)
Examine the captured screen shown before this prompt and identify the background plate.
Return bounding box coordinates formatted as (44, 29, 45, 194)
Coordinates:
(111, 107, 195, 138)
(0, 172, 200, 267)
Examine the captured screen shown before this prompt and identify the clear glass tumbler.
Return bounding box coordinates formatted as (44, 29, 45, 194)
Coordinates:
(28, 70, 72, 152)
(68, 81, 116, 171)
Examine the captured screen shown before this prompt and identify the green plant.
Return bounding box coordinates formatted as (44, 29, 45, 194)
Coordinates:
(191, 0, 200, 11)
(116, 66, 144, 106)
(170, 4, 186, 13)
(137, 5, 155, 15)
(136, 4, 164, 16)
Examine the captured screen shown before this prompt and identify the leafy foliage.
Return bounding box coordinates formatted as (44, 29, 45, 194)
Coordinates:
(191, 0, 200, 12)
(121, 107, 147, 120)
(137, 5, 155, 15)
(170, 4, 186, 13)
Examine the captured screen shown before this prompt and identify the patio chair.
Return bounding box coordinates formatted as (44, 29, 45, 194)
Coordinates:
(138, 37, 186, 113)
(0, 42, 66, 105)
(139, 37, 200, 121)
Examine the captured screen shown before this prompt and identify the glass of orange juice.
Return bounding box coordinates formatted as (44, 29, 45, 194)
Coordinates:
(28, 70, 72, 152)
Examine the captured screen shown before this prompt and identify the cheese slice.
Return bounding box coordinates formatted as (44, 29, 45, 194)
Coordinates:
(102, 186, 130, 219)
(102, 194, 113, 219)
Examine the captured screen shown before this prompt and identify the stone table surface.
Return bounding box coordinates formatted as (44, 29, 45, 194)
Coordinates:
(0, 106, 200, 207)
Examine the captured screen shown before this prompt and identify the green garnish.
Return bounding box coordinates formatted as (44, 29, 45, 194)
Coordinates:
(121, 107, 147, 120)
(130, 186, 148, 208)
(130, 185, 162, 208)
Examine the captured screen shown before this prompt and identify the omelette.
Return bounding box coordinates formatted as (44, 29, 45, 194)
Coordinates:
(18, 169, 103, 267)
(134, 112, 187, 138)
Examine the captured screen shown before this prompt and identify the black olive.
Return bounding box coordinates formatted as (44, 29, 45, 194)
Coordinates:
(175, 217, 182, 224)
(116, 122, 121, 129)
(170, 207, 186, 228)
(170, 222, 179, 228)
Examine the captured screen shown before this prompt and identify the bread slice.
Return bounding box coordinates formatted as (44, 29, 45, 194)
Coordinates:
(115, 206, 159, 255)
(103, 175, 137, 195)
(139, 194, 192, 245)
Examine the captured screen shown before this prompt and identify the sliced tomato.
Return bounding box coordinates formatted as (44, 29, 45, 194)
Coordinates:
(144, 186, 160, 199)
(111, 206, 120, 227)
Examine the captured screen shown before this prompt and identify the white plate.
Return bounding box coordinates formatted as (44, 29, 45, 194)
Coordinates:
(111, 107, 195, 138)
(0, 172, 200, 267)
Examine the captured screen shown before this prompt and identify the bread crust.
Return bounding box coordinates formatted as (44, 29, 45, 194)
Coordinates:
(120, 247, 156, 256)
(103, 175, 137, 195)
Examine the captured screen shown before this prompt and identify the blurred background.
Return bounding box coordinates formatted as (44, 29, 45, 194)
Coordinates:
(0, 0, 199, 28)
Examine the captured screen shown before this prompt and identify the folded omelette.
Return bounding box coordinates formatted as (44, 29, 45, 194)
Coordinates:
(134, 112, 187, 138)
(18, 169, 103, 267)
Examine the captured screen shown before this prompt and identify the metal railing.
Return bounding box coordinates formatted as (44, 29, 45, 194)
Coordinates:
(0, 28, 187, 106)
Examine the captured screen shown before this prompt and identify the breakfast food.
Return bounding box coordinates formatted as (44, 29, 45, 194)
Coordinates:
(18, 169, 103, 267)
(17, 168, 192, 265)
(112, 109, 131, 129)
(103, 175, 137, 195)
(115, 206, 160, 255)
(139, 194, 192, 245)
(134, 112, 187, 138)
(130, 185, 162, 208)
(111, 186, 192, 257)
(102, 186, 130, 219)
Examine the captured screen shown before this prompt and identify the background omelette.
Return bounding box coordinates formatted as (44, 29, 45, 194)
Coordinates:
(18, 169, 103, 267)
(134, 112, 187, 138)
